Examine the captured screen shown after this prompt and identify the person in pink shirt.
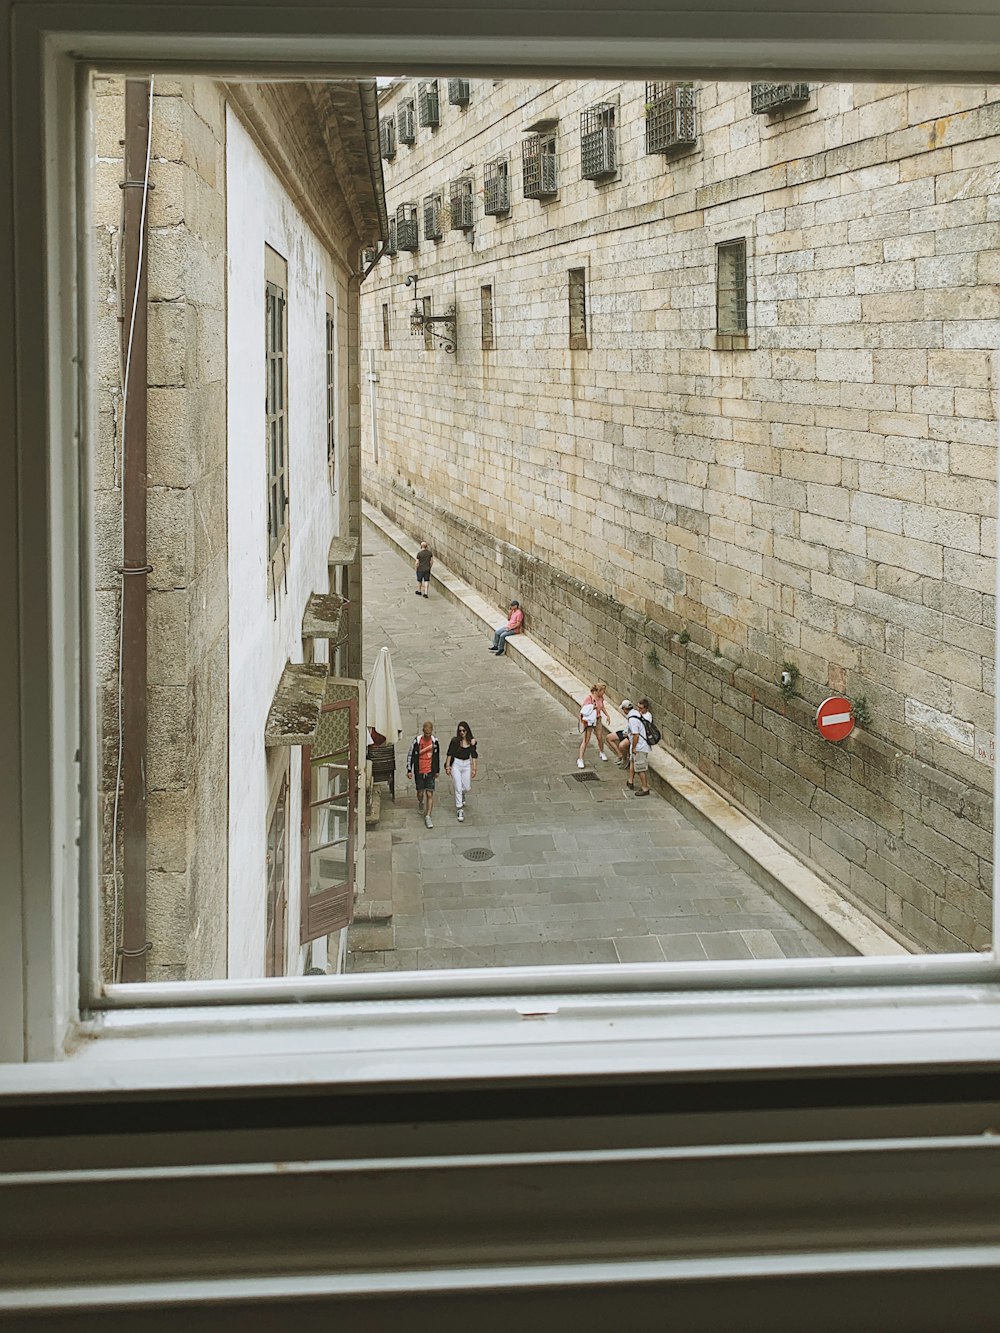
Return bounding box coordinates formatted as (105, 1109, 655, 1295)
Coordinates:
(488, 600, 524, 656)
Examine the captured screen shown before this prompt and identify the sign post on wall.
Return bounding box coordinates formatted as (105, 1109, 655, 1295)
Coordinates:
(816, 696, 855, 743)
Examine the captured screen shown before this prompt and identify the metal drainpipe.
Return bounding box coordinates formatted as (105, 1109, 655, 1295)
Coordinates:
(119, 79, 151, 982)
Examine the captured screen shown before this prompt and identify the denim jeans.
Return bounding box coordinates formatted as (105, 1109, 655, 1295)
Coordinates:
(490, 627, 516, 653)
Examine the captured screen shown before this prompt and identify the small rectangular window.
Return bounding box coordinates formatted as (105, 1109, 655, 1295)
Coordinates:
(481, 284, 494, 351)
(382, 302, 391, 351)
(716, 238, 748, 334)
(568, 267, 587, 350)
(264, 245, 289, 561)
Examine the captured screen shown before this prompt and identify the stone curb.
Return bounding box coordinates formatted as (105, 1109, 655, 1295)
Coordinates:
(363, 503, 909, 959)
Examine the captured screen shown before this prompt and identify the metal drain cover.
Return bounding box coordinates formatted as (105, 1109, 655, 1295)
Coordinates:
(572, 771, 600, 782)
(462, 847, 494, 862)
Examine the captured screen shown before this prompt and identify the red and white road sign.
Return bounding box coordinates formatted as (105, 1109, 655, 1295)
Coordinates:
(816, 695, 855, 742)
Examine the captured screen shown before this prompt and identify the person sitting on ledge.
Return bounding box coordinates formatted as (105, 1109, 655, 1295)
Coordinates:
(488, 600, 524, 656)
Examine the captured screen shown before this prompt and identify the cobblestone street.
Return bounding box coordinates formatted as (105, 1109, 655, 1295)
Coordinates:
(350, 520, 831, 972)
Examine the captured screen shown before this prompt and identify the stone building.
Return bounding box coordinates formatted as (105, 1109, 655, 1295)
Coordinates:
(93, 76, 385, 982)
(361, 77, 999, 954)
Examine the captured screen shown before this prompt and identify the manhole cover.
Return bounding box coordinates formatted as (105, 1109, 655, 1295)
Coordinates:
(572, 771, 600, 783)
(462, 847, 494, 862)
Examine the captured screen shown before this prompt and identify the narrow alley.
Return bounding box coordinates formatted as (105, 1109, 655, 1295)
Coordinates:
(349, 519, 831, 972)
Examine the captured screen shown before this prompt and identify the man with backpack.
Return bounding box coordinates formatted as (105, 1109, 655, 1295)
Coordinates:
(626, 697, 657, 796)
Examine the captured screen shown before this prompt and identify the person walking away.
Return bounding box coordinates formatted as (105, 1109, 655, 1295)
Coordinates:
(488, 600, 524, 655)
(444, 721, 478, 822)
(627, 699, 651, 796)
(414, 542, 433, 597)
(577, 681, 611, 768)
(406, 720, 440, 827)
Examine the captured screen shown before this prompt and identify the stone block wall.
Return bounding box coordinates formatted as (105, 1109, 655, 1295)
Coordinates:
(93, 75, 229, 982)
(362, 78, 999, 952)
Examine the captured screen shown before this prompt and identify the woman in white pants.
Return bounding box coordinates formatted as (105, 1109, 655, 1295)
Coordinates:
(444, 721, 478, 822)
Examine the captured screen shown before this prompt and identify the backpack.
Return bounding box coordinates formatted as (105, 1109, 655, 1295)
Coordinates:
(633, 713, 661, 746)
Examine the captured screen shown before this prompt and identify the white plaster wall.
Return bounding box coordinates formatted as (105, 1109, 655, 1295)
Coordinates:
(226, 107, 346, 979)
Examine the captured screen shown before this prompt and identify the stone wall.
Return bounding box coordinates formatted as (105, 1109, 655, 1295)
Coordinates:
(93, 75, 229, 981)
(361, 78, 999, 952)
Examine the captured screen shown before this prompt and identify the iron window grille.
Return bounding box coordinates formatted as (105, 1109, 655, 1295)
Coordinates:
(360, 246, 376, 269)
(382, 302, 391, 351)
(644, 81, 698, 153)
(483, 157, 510, 215)
(423, 193, 443, 241)
(568, 267, 588, 349)
(396, 203, 419, 251)
(751, 82, 811, 114)
(522, 133, 558, 199)
(481, 284, 495, 350)
(386, 218, 397, 257)
(448, 78, 471, 105)
(379, 115, 396, 160)
(418, 79, 440, 127)
(717, 238, 748, 334)
(580, 102, 617, 180)
(449, 177, 474, 230)
(397, 99, 415, 143)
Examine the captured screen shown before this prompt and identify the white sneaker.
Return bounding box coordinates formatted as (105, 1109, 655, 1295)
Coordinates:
(425, 814, 433, 829)
(577, 758, 585, 769)
(457, 809, 464, 822)
(599, 752, 608, 762)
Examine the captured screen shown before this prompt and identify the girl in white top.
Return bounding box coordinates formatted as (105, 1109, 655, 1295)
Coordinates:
(577, 681, 611, 768)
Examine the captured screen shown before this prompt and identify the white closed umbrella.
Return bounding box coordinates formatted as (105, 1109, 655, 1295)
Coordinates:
(367, 645, 403, 745)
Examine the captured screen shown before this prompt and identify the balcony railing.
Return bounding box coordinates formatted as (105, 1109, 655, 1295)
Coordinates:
(751, 83, 810, 114)
(418, 80, 440, 127)
(522, 134, 557, 199)
(397, 101, 415, 144)
(423, 195, 443, 241)
(483, 158, 510, 215)
(580, 103, 617, 180)
(396, 205, 419, 251)
(644, 82, 697, 153)
(450, 178, 474, 230)
(379, 115, 396, 160)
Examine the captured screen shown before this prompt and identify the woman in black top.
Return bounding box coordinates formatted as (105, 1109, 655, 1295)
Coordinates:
(444, 721, 478, 822)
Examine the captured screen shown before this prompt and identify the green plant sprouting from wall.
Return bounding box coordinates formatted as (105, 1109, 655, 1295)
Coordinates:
(852, 695, 872, 728)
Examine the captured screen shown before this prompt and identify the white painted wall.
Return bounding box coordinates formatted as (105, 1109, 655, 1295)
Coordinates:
(226, 107, 348, 979)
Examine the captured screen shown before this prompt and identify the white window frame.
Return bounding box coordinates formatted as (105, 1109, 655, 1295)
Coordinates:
(3, 3, 1000, 1102)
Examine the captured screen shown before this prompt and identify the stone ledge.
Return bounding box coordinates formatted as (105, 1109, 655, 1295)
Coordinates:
(363, 501, 910, 961)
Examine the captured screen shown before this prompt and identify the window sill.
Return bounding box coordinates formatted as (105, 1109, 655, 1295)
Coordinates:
(715, 333, 750, 350)
(4, 967, 1000, 1100)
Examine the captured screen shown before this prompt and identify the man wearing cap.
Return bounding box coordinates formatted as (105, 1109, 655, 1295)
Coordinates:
(488, 600, 524, 656)
(610, 699, 634, 767)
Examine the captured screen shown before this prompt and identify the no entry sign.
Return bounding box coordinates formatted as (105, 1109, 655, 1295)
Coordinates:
(816, 696, 855, 742)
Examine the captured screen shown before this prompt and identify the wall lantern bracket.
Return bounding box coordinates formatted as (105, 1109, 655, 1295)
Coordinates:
(405, 273, 457, 353)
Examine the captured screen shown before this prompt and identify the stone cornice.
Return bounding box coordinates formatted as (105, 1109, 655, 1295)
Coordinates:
(224, 80, 385, 269)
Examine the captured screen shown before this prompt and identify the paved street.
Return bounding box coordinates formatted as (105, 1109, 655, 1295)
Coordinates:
(350, 520, 831, 971)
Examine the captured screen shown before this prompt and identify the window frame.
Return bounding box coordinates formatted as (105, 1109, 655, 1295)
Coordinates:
(480, 282, 495, 351)
(568, 265, 588, 349)
(4, 3, 1000, 1076)
(716, 236, 748, 336)
(264, 246, 290, 565)
(325, 292, 337, 486)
